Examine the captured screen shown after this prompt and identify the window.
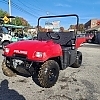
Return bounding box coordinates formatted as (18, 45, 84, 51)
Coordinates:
(2, 27, 8, 34)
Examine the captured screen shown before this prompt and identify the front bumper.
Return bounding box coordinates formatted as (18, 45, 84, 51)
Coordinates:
(2, 54, 40, 76)
(2, 54, 31, 61)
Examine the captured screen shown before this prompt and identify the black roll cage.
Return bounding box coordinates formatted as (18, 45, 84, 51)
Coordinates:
(37, 14, 79, 34)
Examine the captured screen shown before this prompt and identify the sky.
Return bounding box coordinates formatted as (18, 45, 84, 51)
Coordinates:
(0, 0, 100, 28)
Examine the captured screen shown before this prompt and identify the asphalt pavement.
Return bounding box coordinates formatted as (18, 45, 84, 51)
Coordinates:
(0, 43, 100, 100)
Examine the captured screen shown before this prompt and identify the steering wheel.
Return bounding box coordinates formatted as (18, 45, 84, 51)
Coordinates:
(46, 32, 60, 40)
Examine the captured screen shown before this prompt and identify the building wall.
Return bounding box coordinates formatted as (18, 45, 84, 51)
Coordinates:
(84, 20, 91, 29)
(84, 19, 98, 29)
(91, 19, 97, 28)
(97, 20, 100, 25)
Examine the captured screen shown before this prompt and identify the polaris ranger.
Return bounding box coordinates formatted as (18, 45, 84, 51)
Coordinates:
(2, 14, 82, 88)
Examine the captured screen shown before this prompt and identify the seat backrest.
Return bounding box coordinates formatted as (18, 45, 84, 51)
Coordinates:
(37, 32, 76, 46)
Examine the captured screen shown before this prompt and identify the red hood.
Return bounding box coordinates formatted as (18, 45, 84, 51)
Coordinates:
(7, 40, 50, 51)
(5, 40, 62, 61)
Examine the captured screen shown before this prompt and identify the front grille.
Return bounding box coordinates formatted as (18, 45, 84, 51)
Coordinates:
(13, 53, 27, 59)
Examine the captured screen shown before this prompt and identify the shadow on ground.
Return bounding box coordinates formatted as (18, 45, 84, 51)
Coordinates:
(0, 79, 26, 100)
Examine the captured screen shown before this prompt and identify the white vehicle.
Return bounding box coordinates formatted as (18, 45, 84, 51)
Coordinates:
(68, 29, 75, 32)
(0, 26, 12, 49)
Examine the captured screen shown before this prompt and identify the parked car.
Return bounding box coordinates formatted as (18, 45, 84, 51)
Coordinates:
(10, 33, 33, 43)
(0, 25, 12, 49)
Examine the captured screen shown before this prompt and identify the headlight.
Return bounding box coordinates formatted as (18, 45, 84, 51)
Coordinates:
(4, 48, 10, 53)
(35, 52, 43, 58)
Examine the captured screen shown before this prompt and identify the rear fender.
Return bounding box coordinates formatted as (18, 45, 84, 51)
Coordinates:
(75, 37, 86, 48)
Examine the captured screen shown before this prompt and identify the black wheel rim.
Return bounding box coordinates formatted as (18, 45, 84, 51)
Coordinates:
(48, 68, 57, 82)
(77, 55, 82, 65)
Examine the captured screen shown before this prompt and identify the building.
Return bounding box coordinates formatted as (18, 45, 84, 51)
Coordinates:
(84, 19, 100, 31)
(84, 19, 100, 44)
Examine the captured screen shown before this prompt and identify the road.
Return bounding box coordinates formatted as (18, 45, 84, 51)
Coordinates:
(0, 43, 100, 100)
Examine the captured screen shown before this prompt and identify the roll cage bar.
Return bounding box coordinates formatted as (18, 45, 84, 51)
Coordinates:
(37, 14, 79, 34)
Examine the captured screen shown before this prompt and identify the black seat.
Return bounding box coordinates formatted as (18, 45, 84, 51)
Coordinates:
(37, 32, 76, 46)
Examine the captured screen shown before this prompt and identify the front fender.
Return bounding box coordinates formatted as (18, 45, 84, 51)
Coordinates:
(31, 44, 62, 62)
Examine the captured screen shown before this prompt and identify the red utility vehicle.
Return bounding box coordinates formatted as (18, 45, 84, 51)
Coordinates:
(2, 14, 82, 88)
(76, 36, 86, 48)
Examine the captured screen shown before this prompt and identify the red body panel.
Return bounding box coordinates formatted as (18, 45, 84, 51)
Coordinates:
(75, 37, 86, 48)
(4, 40, 62, 61)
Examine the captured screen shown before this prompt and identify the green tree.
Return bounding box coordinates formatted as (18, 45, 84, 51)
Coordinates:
(0, 9, 30, 26)
(69, 24, 85, 32)
(0, 9, 8, 17)
(11, 17, 30, 26)
(60, 27, 64, 32)
(78, 24, 84, 32)
(12, 17, 22, 26)
(69, 25, 76, 29)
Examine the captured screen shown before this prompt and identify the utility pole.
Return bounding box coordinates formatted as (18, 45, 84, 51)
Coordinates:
(8, 0, 11, 22)
(46, 12, 49, 32)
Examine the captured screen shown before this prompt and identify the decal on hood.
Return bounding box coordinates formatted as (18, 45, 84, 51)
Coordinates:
(14, 50, 27, 55)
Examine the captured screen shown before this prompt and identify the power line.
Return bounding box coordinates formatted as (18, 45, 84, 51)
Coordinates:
(1, 0, 8, 6)
(11, 1, 38, 18)
(17, 0, 41, 16)
(18, 0, 56, 15)
(0, 0, 7, 3)
(2, 0, 38, 18)
(1, 0, 93, 24)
